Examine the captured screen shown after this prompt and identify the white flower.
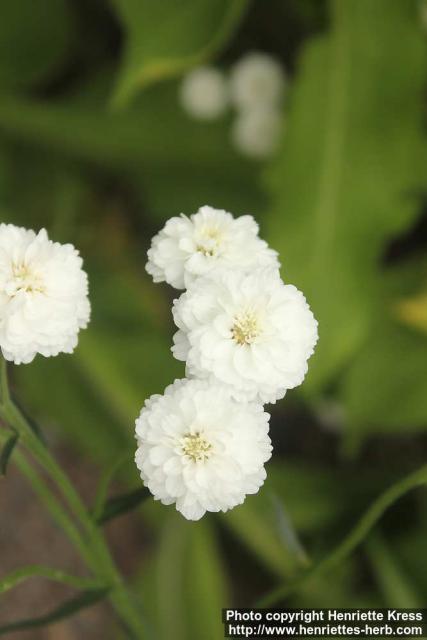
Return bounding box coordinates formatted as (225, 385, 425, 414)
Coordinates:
(146, 205, 279, 290)
(230, 52, 286, 111)
(0, 224, 90, 365)
(172, 268, 318, 403)
(135, 378, 272, 521)
(232, 106, 283, 159)
(180, 67, 228, 120)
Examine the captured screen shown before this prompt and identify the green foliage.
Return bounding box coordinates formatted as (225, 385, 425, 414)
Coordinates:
(343, 322, 427, 435)
(266, 0, 427, 398)
(140, 514, 230, 640)
(258, 463, 427, 606)
(0, 0, 71, 91)
(366, 532, 423, 607)
(110, 0, 249, 106)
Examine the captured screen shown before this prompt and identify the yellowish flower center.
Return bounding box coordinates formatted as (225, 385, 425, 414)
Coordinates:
(232, 311, 260, 345)
(11, 262, 45, 295)
(181, 431, 212, 462)
(196, 225, 223, 256)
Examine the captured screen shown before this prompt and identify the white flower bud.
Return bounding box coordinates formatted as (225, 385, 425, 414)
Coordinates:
(180, 67, 228, 120)
(232, 106, 283, 158)
(230, 52, 286, 111)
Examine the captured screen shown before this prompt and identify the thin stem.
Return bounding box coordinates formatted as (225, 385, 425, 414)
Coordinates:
(0, 359, 147, 638)
(0, 565, 105, 595)
(0, 357, 10, 407)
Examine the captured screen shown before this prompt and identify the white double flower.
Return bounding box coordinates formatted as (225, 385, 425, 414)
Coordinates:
(0, 224, 90, 364)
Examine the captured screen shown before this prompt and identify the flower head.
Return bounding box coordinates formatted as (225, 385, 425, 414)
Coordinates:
(232, 106, 283, 159)
(0, 224, 90, 364)
(135, 378, 272, 520)
(172, 268, 318, 403)
(230, 52, 286, 111)
(180, 67, 228, 120)
(145, 205, 279, 290)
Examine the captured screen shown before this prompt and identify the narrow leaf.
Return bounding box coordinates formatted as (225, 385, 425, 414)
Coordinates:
(270, 494, 310, 569)
(95, 487, 151, 525)
(0, 432, 18, 476)
(366, 531, 423, 607)
(92, 451, 131, 521)
(0, 588, 110, 635)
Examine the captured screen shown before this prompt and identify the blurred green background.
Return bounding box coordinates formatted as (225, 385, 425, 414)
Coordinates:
(1, 0, 427, 637)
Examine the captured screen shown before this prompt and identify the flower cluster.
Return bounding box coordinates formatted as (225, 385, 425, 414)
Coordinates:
(179, 52, 287, 159)
(0, 224, 90, 364)
(138, 205, 318, 520)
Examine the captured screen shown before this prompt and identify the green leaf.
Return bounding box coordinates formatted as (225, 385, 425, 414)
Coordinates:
(110, 0, 249, 107)
(342, 322, 427, 437)
(0, 565, 104, 595)
(0, 588, 110, 635)
(365, 531, 423, 607)
(0, 86, 265, 221)
(266, 0, 427, 392)
(270, 494, 310, 568)
(220, 492, 303, 580)
(0, 432, 18, 476)
(147, 514, 230, 640)
(95, 487, 151, 525)
(186, 520, 230, 640)
(0, 0, 72, 91)
(258, 463, 427, 606)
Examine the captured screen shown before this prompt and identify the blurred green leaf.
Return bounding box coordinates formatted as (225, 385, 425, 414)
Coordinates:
(393, 525, 427, 597)
(0, 89, 264, 220)
(366, 531, 423, 607)
(110, 0, 248, 107)
(266, 0, 427, 392)
(270, 494, 310, 568)
(343, 322, 427, 435)
(0, 0, 72, 91)
(186, 520, 230, 640)
(146, 514, 230, 640)
(0, 588, 110, 635)
(221, 492, 303, 580)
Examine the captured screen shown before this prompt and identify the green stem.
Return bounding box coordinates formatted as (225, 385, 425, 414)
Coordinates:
(257, 463, 427, 607)
(0, 564, 104, 595)
(0, 360, 147, 639)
